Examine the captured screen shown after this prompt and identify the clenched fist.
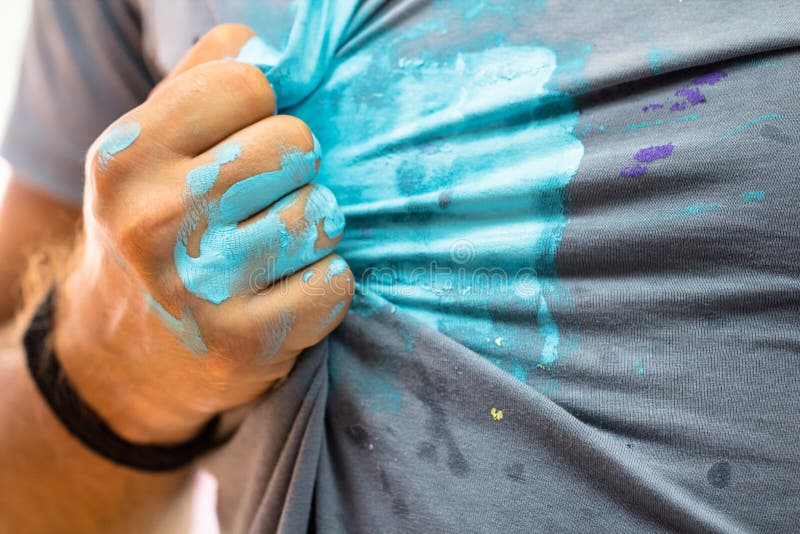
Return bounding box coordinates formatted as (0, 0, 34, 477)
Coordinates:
(54, 25, 353, 445)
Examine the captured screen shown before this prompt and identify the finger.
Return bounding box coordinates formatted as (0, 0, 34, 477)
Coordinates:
(153, 24, 256, 93)
(143, 59, 276, 156)
(201, 115, 321, 225)
(233, 184, 346, 285)
(247, 253, 354, 358)
(175, 184, 345, 304)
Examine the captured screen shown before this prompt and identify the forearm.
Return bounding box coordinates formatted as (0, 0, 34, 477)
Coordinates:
(0, 334, 191, 533)
(0, 173, 80, 323)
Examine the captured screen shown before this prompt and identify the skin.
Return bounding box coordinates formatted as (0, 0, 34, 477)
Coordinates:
(0, 174, 81, 322)
(0, 24, 353, 532)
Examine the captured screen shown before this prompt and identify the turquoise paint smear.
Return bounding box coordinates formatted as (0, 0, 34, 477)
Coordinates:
(187, 142, 241, 196)
(709, 114, 783, 148)
(741, 190, 765, 203)
(673, 114, 701, 123)
(298, 39, 584, 383)
(241, 1, 588, 396)
(320, 300, 347, 331)
(327, 293, 405, 413)
(143, 292, 207, 354)
(302, 269, 314, 282)
(234, 2, 361, 110)
(624, 114, 699, 132)
(647, 46, 675, 75)
(627, 119, 663, 130)
(326, 256, 348, 282)
(97, 121, 141, 169)
(261, 311, 295, 361)
(236, 35, 282, 68)
(218, 136, 321, 224)
(176, 180, 343, 304)
(173, 130, 340, 304)
(680, 203, 722, 217)
(537, 292, 560, 364)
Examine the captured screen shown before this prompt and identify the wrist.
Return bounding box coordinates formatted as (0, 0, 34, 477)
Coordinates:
(53, 262, 213, 445)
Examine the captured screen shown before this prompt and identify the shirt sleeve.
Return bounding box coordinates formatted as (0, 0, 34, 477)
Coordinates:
(0, 0, 155, 204)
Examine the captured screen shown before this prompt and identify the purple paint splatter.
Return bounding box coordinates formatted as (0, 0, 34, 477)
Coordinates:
(620, 164, 648, 177)
(692, 71, 727, 86)
(670, 101, 687, 112)
(642, 103, 664, 112)
(633, 143, 674, 163)
(675, 87, 705, 105)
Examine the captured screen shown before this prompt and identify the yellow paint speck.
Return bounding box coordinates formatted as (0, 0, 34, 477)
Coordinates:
(494, 337, 503, 346)
(491, 408, 503, 421)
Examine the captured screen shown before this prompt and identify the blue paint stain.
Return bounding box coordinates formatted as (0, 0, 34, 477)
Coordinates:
(218, 136, 321, 224)
(236, 35, 282, 67)
(680, 203, 721, 216)
(326, 256, 348, 282)
(234, 2, 360, 110)
(627, 120, 663, 130)
(320, 300, 347, 331)
(741, 190, 765, 204)
(537, 292, 560, 365)
(187, 142, 242, 196)
(623, 114, 699, 132)
(673, 114, 701, 123)
(143, 292, 207, 354)
(262, 311, 295, 361)
(174, 137, 342, 304)
(308, 43, 583, 377)
(647, 46, 675, 75)
(709, 114, 784, 148)
(302, 269, 314, 282)
(97, 122, 141, 169)
(251, 2, 587, 393)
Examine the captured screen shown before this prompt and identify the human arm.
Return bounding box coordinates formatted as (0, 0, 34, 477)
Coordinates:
(0, 23, 353, 532)
(0, 173, 80, 321)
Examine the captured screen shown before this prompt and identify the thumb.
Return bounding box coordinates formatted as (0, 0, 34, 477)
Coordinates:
(151, 23, 258, 96)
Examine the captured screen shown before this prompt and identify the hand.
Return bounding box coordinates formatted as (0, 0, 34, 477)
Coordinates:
(53, 25, 353, 445)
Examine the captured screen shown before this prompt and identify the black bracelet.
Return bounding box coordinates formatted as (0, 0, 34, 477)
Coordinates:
(24, 289, 229, 472)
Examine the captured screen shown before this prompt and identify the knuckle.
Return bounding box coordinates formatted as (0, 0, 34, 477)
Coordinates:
(223, 61, 271, 104)
(272, 115, 316, 152)
(87, 149, 131, 201)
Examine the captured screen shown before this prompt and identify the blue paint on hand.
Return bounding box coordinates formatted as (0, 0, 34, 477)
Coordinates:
(320, 299, 347, 331)
(97, 121, 141, 169)
(143, 292, 207, 354)
(218, 136, 321, 224)
(261, 311, 295, 361)
(187, 142, 242, 196)
(326, 256, 349, 282)
(174, 135, 342, 304)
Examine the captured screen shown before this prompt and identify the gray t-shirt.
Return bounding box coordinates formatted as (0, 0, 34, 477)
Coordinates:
(3, 1, 800, 532)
